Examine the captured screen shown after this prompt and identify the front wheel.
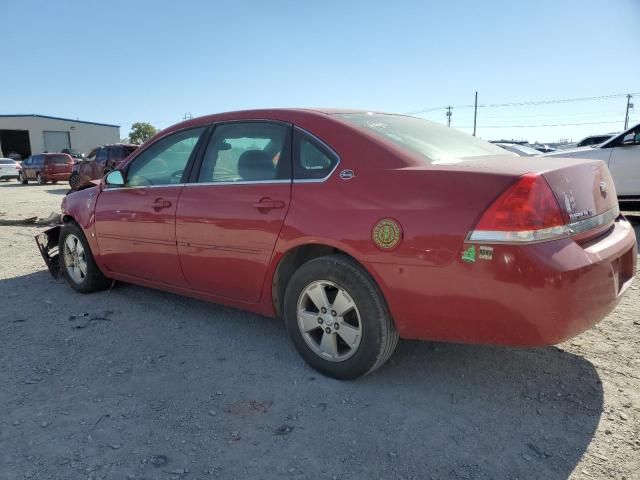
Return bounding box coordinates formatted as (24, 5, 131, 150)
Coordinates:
(68, 172, 81, 189)
(59, 223, 111, 293)
(283, 255, 398, 380)
(18, 172, 28, 184)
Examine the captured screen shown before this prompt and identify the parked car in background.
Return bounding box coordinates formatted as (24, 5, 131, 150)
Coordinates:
(493, 142, 541, 156)
(544, 123, 640, 201)
(18, 153, 75, 184)
(0, 158, 20, 180)
(61, 148, 86, 161)
(531, 144, 557, 153)
(37, 109, 636, 379)
(69, 144, 138, 189)
(576, 133, 616, 148)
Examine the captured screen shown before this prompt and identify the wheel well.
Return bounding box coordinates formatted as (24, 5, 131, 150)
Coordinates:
(62, 214, 76, 224)
(272, 244, 371, 318)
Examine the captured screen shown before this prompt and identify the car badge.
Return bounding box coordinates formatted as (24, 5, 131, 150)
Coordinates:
(599, 181, 608, 197)
(563, 191, 576, 213)
(372, 218, 402, 250)
(339, 169, 355, 180)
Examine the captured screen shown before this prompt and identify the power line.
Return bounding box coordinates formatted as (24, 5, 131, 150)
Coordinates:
(455, 120, 625, 129)
(407, 92, 640, 115)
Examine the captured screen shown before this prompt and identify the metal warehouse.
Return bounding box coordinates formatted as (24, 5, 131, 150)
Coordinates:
(0, 114, 120, 160)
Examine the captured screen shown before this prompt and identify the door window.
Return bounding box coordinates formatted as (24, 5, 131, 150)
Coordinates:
(293, 129, 339, 180)
(197, 122, 290, 183)
(126, 127, 205, 187)
(96, 147, 108, 164)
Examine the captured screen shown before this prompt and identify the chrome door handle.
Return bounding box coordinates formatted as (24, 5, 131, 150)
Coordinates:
(252, 198, 285, 210)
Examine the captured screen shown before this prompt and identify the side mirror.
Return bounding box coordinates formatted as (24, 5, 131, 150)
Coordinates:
(104, 169, 125, 187)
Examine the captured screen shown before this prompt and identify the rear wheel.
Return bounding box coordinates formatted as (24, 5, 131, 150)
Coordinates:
(283, 255, 398, 380)
(68, 173, 81, 189)
(18, 172, 27, 184)
(36, 173, 45, 185)
(59, 222, 110, 293)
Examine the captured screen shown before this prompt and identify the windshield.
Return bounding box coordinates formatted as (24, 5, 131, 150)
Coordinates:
(337, 113, 509, 164)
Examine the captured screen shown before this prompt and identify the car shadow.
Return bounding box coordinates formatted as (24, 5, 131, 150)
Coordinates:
(1, 269, 603, 479)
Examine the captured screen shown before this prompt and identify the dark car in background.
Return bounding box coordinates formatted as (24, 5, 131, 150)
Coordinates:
(69, 144, 138, 189)
(18, 153, 75, 184)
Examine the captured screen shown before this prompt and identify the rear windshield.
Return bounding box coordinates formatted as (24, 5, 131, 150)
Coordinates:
(337, 113, 508, 164)
(49, 155, 70, 164)
(0, 159, 15, 164)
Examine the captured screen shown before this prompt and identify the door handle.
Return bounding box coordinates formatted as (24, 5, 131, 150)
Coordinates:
(252, 198, 285, 211)
(149, 198, 172, 210)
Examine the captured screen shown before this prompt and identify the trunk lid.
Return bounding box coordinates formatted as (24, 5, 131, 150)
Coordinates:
(542, 160, 617, 224)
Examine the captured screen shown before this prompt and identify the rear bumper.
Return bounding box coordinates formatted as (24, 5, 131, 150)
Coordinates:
(0, 174, 19, 179)
(43, 172, 72, 181)
(372, 216, 637, 346)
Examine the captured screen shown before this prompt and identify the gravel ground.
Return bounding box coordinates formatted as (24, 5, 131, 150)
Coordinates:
(1, 181, 639, 480)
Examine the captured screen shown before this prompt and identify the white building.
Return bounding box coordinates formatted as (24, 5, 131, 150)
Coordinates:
(0, 114, 120, 160)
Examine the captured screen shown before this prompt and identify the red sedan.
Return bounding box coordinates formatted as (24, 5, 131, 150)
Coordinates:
(37, 109, 637, 379)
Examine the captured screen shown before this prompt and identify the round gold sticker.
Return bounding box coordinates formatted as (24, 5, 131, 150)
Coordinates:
(372, 218, 402, 250)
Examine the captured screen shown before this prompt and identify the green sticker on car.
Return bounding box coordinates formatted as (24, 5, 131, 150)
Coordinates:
(461, 245, 476, 263)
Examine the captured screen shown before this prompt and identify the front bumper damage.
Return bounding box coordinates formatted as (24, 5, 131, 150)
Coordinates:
(35, 225, 62, 277)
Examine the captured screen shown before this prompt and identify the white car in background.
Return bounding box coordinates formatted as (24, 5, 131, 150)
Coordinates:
(0, 158, 20, 181)
(544, 123, 640, 201)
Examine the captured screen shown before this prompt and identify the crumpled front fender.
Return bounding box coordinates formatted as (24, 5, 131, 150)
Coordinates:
(35, 225, 62, 277)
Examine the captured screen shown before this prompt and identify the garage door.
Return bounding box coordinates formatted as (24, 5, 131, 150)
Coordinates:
(43, 131, 70, 153)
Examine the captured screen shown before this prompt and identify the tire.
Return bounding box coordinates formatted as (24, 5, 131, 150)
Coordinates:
(59, 222, 111, 293)
(283, 254, 398, 380)
(68, 173, 81, 189)
(51, 180, 58, 184)
(18, 172, 27, 184)
(36, 173, 45, 185)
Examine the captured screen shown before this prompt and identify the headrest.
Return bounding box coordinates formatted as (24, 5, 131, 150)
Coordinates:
(237, 150, 275, 181)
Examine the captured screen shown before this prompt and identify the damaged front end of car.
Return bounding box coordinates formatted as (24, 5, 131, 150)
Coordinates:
(35, 225, 62, 278)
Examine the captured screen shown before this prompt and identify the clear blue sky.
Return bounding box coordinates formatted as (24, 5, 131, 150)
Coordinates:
(2, 0, 639, 143)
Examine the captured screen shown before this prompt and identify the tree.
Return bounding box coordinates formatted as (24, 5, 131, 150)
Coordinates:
(129, 122, 158, 145)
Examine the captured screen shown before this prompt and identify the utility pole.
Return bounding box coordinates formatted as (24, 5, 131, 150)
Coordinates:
(446, 106, 452, 127)
(624, 94, 633, 130)
(472, 91, 478, 136)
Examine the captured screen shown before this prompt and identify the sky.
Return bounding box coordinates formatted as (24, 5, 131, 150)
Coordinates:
(2, 0, 639, 143)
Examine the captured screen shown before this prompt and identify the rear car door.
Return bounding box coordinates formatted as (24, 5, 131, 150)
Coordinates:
(94, 127, 206, 286)
(607, 126, 640, 196)
(176, 121, 292, 302)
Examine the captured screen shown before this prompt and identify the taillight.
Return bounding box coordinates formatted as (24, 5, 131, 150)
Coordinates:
(468, 173, 569, 243)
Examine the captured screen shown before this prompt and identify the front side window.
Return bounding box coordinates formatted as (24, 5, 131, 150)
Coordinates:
(293, 130, 338, 180)
(96, 147, 108, 164)
(51, 155, 70, 164)
(197, 122, 290, 183)
(126, 127, 205, 187)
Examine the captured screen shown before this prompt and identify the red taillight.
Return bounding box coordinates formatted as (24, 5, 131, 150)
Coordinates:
(469, 173, 569, 243)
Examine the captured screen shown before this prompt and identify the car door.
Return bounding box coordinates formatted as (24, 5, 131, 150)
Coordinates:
(607, 126, 640, 196)
(176, 121, 292, 302)
(94, 127, 206, 286)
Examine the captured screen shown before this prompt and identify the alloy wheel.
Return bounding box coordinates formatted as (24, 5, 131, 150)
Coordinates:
(63, 234, 87, 284)
(296, 280, 362, 362)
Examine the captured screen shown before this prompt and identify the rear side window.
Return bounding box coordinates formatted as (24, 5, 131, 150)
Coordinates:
(293, 129, 339, 180)
(50, 155, 70, 164)
(197, 122, 290, 183)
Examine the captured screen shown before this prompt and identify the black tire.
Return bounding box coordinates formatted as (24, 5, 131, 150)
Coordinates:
(36, 173, 45, 185)
(283, 255, 398, 380)
(59, 222, 111, 293)
(18, 172, 28, 184)
(68, 173, 81, 189)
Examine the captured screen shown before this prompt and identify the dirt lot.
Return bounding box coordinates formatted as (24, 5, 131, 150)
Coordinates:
(1, 181, 639, 480)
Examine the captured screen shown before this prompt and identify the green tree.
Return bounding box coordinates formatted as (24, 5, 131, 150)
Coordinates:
(129, 122, 158, 145)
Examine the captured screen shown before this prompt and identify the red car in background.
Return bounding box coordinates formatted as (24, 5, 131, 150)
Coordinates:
(69, 144, 138, 190)
(19, 153, 75, 184)
(37, 109, 637, 379)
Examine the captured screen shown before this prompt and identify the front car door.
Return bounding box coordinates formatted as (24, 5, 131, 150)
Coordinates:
(607, 125, 640, 197)
(94, 127, 206, 286)
(176, 121, 292, 302)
